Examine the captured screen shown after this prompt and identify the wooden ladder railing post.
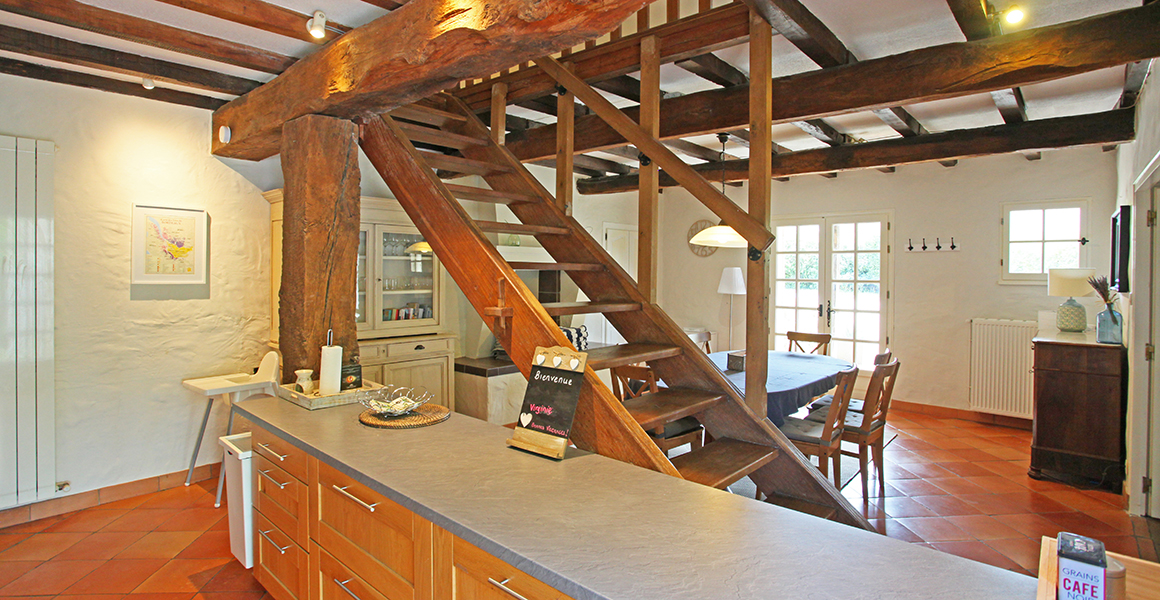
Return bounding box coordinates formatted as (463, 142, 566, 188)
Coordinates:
(490, 82, 508, 145)
(745, 11, 773, 418)
(555, 63, 575, 216)
(638, 35, 660, 302)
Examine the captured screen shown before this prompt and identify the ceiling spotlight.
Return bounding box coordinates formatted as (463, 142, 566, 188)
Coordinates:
(1004, 5, 1025, 24)
(306, 10, 327, 39)
(142, 78, 155, 90)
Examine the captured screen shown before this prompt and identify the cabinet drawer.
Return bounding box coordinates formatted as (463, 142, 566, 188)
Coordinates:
(315, 545, 390, 600)
(385, 337, 450, 358)
(1034, 342, 1123, 376)
(315, 461, 425, 600)
(253, 427, 309, 482)
(255, 454, 310, 547)
(255, 512, 308, 600)
(452, 536, 573, 600)
(359, 342, 387, 362)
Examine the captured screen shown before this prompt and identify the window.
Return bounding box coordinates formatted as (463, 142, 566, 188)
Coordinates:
(1001, 200, 1088, 282)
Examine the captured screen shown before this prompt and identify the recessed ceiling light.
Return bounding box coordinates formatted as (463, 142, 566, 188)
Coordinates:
(306, 10, 327, 39)
(142, 78, 155, 90)
(1005, 6, 1025, 24)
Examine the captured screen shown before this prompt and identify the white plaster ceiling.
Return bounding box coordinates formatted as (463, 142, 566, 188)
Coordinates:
(0, 0, 1144, 165)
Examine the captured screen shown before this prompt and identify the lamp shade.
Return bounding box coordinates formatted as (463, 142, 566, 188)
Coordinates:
(406, 241, 433, 254)
(718, 267, 746, 295)
(690, 225, 747, 248)
(1048, 268, 1096, 297)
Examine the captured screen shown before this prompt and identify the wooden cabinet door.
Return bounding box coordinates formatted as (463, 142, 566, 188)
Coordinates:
(446, 535, 571, 600)
(382, 356, 451, 409)
(1033, 369, 1123, 461)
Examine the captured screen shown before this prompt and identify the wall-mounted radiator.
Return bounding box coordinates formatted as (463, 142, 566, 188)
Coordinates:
(969, 319, 1038, 419)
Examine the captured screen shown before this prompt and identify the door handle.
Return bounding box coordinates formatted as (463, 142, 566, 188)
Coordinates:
(332, 484, 379, 512)
(488, 578, 530, 600)
(258, 469, 289, 489)
(258, 529, 291, 554)
(334, 578, 362, 600)
(825, 301, 833, 327)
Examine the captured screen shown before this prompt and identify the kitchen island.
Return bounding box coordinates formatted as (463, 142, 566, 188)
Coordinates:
(236, 395, 1037, 600)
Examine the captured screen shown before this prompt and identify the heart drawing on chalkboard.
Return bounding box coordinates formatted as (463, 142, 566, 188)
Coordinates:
(519, 412, 533, 427)
(535, 354, 546, 365)
(552, 356, 562, 368)
(569, 358, 580, 370)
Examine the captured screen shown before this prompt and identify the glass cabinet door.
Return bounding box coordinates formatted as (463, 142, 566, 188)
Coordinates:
(373, 225, 439, 332)
(356, 224, 371, 331)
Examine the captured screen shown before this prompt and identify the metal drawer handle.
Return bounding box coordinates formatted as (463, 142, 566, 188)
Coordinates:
(334, 578, 362, 600)
(257, 442, 287, 461)
(258, 469, 289, 489)
(488, 578, 529, 600)
(259, 529, 291, 554)
(332, 484, 379, 512)
(415, 344, 425, 350)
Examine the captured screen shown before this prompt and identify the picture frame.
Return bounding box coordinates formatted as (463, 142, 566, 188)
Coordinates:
(131, 205, 207, 285)
(1110, 205, 1130, 293)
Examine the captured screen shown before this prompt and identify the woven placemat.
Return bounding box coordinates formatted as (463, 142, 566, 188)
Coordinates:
(359, 404, 450, 429)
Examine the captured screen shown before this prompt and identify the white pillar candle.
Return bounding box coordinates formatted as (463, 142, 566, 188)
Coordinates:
(319, 345, 342, 396)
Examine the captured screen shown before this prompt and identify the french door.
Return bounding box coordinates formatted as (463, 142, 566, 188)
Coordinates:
(772, 214, 891, 369)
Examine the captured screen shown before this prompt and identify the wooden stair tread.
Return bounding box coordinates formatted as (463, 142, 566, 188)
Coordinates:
(508, 262, 604, 272)
(671, 438, 778, 489)
(586, 343, 682, 371)
(390, 103, 467, 126)
(476, 221, 570, 236)
(622, 388, 726, 431)
(444, 184, 537, 205)
(541, 301, 640, 316)
(418, 151, 512, 176)
(764, 495, 839, 520)
(397, 121, 488, 150)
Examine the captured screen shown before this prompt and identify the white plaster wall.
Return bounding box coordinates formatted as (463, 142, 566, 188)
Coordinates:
(650, 147, 1117, 410)
(0, 74, 277, 496)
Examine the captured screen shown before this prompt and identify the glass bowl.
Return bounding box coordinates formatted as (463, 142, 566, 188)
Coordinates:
(357, 385, 432, 417)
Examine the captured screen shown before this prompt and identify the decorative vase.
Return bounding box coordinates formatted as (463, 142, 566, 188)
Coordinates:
(1096, 302, 1122, 345)
(295, 369, 314, 394)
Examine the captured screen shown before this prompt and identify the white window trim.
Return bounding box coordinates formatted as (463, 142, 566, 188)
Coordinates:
(1000, 199, 1089, 283)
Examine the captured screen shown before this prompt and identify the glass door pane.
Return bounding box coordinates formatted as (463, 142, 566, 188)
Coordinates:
(356, 226, 369, 326)
(380, 229, 435, 324)
(827, 219, 885, 369)
(772, 220, 824, 352)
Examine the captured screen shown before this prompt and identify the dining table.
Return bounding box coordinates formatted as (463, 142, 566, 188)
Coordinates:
(707, 351, 855, 426)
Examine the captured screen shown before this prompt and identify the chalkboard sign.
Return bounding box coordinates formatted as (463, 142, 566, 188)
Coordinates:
(507, 346, 588, 459)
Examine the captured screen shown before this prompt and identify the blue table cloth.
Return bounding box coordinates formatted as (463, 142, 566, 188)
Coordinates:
(708, 351, 855, 426)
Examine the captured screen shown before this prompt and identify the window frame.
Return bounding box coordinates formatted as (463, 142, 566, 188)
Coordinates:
(1000, 199, 1089, 283)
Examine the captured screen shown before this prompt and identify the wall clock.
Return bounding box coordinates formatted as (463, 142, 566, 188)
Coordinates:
(687, 220, 718, 257)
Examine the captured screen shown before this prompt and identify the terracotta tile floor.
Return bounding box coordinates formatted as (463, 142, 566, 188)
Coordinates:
(2, 409, 1158, 595)
(846, 409, 1160, 576)
(0, 480, 269, 599)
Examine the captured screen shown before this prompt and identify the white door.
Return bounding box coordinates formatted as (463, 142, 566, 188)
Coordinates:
(772, 214, 891, 369)
(595, 223, 637, 345)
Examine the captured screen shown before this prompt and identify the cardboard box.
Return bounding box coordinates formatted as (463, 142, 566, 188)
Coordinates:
(727, 351, 746, 371)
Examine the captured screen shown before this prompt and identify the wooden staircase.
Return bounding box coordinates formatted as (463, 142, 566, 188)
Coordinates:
(358, 95, 872, 530)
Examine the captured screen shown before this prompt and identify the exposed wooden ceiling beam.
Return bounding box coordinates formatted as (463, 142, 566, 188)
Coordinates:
(454, 2, 751, 112)
(478, 110, 540, 133)
(0, 24, 260, 96)
(575, 109, 1135, 193)
(675, 53, 748, 87)
(153, 0, 351, 44)
(945, 0, 995, 41)
(358, 0, 406, 10)
(592, 75, 644, 103)
(515, 96, 591, 119)
(1120, 59, 1153, 108)
(792, 119, 851, 146)
(531, 158, 605, 177)
(663, 138, 740, 162)
(0, 56, 225, 110)
(211, 0, 651, 160)
(505, 3, 1160, 162)
(739, 0, 850, 67)
(991, 87, 1028, 124)
(0, 0, 295, 74)
(871, 107, 928, 136)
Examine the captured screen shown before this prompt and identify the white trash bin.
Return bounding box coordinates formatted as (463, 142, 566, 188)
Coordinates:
(219, 432, 253, 568)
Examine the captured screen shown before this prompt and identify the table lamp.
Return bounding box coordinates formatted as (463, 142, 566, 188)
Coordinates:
(718, 267, 746, 350)
(1048, 268, 1095, 332)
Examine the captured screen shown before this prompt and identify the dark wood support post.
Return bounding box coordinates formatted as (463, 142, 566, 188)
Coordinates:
(490, 82, 508, 145)
(745, 12, 772, 418)
(279, 114, 361, 383)
(556, 65, 574, 215)
(638, 35, 660, 302)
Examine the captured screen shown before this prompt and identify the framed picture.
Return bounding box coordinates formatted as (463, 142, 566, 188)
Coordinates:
(1110, 205, 1130, 293)
(131, 205, 207, 285)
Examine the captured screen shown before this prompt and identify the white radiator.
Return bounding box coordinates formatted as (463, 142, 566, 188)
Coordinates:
(969, 319, 1038, 419)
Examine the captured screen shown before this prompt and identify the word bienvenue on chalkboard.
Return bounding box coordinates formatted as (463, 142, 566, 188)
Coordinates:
(506, 346, 588, 459)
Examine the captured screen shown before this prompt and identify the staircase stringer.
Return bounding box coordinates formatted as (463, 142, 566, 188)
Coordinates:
(358, 113, 680, 477)
(438, 95, 871, 529)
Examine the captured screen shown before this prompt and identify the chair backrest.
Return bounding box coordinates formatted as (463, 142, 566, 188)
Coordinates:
(787, 331, 832, 355)
(819, 366, 859, 446)
(687, 330, 712, 353)
(873, 348, 892, 365)
(610, 365, 658, 400)
(856, 359, 900, 430)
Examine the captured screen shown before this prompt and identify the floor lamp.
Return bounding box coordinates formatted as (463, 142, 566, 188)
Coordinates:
(718, 267, 746, 351)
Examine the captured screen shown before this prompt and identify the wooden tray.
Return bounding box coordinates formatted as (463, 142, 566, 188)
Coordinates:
(359, 404, 450, 428)
(1037, 536, 1160, 600)
(276, 380, 383, 410)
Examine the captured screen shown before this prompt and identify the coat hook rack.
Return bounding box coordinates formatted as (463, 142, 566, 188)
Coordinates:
(906, 235, 961, 252)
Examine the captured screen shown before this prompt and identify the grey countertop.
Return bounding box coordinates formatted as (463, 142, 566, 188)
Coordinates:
(235, 396, 1038, 600)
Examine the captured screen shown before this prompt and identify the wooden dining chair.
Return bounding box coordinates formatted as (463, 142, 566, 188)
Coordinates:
(806, 349, 892, 416)
(775, 366, 858, 487)
(839, 359, 900, 499)
(787, 331, 832, 355)
(610, 365, 704, 456)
